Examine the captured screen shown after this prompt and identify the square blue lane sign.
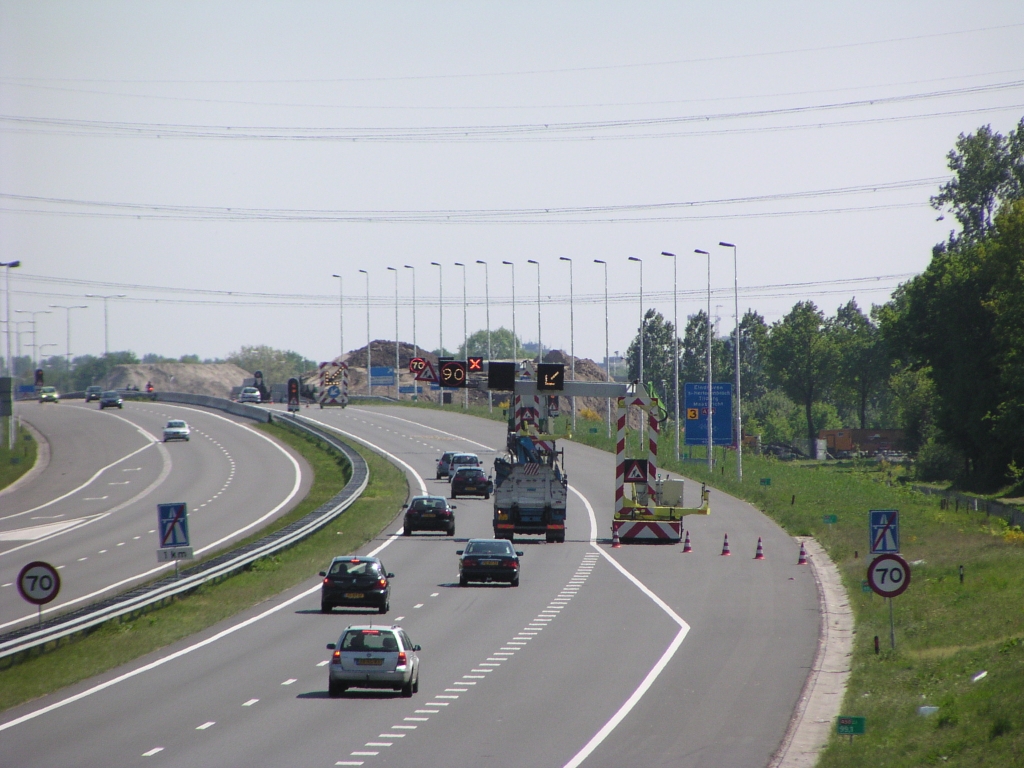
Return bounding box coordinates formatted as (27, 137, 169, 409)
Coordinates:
(158, 503, 190, 548)
(869, 510, 899, 554)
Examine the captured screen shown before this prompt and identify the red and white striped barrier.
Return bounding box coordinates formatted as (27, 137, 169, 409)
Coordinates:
(612, 519, 682, 542)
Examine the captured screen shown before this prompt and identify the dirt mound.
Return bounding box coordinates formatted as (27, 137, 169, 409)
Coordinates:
(345, 340, 434, 371)
(102, 363, 253, 399)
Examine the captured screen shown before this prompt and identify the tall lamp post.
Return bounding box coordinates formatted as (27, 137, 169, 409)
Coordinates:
(559, 256, 575, 433)
(387, 267, 400, 399)
(404, 265, 416, 355)
(430, 262, 443, 357)
(454, 262, 468, 408)
(527, 259, 542, 363)
(84, 293, 126, 356)
(359, 269, 371, 396)
(14, 309, 51, 370)
(502, 261, 517, 362)
(331, 274, 345, 361)
(661, 252, 680, 461)
(48, 303, 88, 382)
(594, 259, 611, 437)
(627, 257, 643, 388)
(476, 259, 492, 412)
(720, 241, 742, 481)
(2, 261, 20, 395)
(695, 249, 712, 471)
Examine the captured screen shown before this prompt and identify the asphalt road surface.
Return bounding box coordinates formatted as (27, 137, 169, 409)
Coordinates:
(1, 404, 818, 768)
(0, 400, 309, 632)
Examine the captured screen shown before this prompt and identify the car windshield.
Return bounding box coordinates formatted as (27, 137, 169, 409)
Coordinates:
(87, 386, 101, 391)
(243, 387, 258, 393)
(341, 629, 399, 652)
(465, 540, 514, 556)
(103, 391, 118, 397)
(328, 559, 380, 577)
(409, 497, 447, 511)
(166, 421, 186, 428)
(41, 387, 55, 393)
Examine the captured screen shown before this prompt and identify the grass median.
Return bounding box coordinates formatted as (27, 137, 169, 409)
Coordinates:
(0, 419, 406, 714)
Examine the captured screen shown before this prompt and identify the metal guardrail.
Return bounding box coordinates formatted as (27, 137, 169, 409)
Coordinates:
(0, 403, 368, 664)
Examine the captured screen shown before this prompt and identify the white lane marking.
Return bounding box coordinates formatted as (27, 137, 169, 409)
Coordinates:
(281, 678, 297, 685)
(83, 497, 109, 501)
(415, 709, 439, 713)
(365, 742, 392, 747)
(0, 517, 97, 542)
(413, 603, 424, 609)
(0, 428, 406, 732)
(404, 717, 428, 721)
(351, 751, 379, 756)
(347, 408, 497, 453)
(196, 721, 215, 730)
(317, 660, 330, 667)
(243, 699, 258, 706)
(142, 747, 163, 756)
(108, 481, 130, 486)
(561, 485, 690, 768)
(435, 695, 458, 699)
(336, 763, 364, 766)
(381, 731, 408, 735)
(430, 592, 439, 597)
(391, 724, 418, 728)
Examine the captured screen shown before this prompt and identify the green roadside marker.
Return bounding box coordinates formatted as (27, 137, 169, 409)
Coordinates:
(760, 478, 771, 486)
(837, 716, 865, 743)
(823, 514, 838, 524)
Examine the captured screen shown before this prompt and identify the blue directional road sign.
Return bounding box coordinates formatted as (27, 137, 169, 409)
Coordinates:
(869, 509, 900, 554)
(684, 382, 733, 446)
(370, 366, 396, 387)
(158, 503, 190, 548)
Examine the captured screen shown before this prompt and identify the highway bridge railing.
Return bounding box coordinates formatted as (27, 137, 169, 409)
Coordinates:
(0, 400, 368, 667)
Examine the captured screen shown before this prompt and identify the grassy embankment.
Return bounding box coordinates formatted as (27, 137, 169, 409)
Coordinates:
(364, 399, 1024, 766)
(0, 421, 37, 489)
(0, 419, 406, 714)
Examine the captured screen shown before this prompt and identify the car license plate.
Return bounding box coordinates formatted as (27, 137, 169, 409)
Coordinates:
(481, 559, 499, 566)
(422, 513, 435, 518)
(355, 658, 383, 666)
(465, 486, 476, 491)
(344, 592, 364, 599)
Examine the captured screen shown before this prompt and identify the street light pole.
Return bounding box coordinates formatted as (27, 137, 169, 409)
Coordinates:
(387, 267, 399, 399)
(331, 274, 344, 361)
(404, 265, 416, 355)
(430, 262, 443, 357)
(661, 252, 679, 461)
(48, 303, 88, 381)
(359, 269, 371, 396)
(15, 309, 51, 371)
(594, 259, 611, 438)
(720, 241, 742, 481)
(2, 262, 20, 393)
(559, 256, 575, 433)
(695, 249, 712, 471)
(527, 259, 541, 363)
(476, 259, 491, 412)
(454, 262, 468, 409)
(84, 293, 126, 356)
(628, 257, 643, 388)
(502, 261, 516, 362)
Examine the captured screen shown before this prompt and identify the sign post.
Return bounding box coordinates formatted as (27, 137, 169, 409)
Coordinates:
(17, 561, 61, 624)
(157, 503, 193, 577)
(867, 552, 910, 649)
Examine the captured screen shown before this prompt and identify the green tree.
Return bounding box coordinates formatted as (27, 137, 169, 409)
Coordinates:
(457, 327, 522, 360)
(681, 310, 729, 387)
(765, 302, 837, 449)
(225, 345, 315, 386)
(828, 300, 888, 429)
(626, 309, 679, 413)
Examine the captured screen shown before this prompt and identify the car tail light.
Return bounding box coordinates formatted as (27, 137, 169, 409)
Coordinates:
(397, 651, 407, 665)
(332, 650, 341, 663)
(323, 577, 330, 584)
(378, 578, 388, 588)
(462, 557, 477, 566)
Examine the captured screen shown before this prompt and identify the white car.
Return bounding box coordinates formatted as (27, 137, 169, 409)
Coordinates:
(163, 420, 191, 442)
(238, 386, 261, 404)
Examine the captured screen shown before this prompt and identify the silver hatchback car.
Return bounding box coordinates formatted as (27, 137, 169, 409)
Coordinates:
(326, 625, 421, 697)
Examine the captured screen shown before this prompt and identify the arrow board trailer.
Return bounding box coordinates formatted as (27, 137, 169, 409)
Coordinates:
(612, 395, 710, 543)
(318, 361, 349, 408)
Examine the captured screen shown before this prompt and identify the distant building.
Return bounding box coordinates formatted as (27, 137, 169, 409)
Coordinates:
(818, 429, 906, 457)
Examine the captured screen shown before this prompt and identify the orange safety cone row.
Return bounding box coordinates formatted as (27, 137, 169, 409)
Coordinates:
(754, 537, 765, 560)
(797, 541, 809, 565)
(611, 527, 621, 548)
(682, 530, 692, 553)
(721, 533, 731, 556)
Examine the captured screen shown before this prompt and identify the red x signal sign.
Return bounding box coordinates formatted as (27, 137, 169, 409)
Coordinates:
(467, 356, 484, 372)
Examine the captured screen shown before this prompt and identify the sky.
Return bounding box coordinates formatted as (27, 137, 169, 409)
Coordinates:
(1, 2, 1023, 368)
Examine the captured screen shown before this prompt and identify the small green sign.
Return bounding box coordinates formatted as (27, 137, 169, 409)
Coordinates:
(837, 716, 866, 735)
(823, 514, 838, 524)
(760, 478, 771, 486)
(861, 580, 871, 593)
(590, 427, 598, 433)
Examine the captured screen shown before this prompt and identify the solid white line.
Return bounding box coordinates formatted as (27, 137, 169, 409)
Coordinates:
(561, 484, 690, 768)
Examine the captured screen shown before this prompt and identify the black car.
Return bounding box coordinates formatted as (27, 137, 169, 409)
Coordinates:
(99, 390, 123, 409)
(403, 495, 455, 536)
(319, 556, 393, 614)
(457, 538, 523, 587)
(451, 467, 493, 499)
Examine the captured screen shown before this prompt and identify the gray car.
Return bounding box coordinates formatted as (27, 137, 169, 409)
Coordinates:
(326, 625, 421, 697)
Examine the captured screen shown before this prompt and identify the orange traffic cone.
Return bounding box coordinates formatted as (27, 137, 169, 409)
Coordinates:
(797, 541, 808, 565)
(682, 530, 692, 553)
(611, 527, 621, 548)
(721, 533, 731, 556)
(754, 537, 765, 560)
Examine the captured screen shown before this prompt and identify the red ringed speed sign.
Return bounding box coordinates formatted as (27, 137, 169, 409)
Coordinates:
(867, 553, 911, 598)
(17, 561, 61, 606)
(409, 357, 426, 373)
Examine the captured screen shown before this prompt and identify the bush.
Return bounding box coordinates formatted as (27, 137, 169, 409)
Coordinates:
(915, 436, 966, 482)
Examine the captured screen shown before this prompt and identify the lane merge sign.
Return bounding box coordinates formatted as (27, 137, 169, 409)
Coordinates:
(158, 502, 194, 562)
(17, 561, 61, 606)
(869, 509, 900, 554)
(867, 553, 911, 598)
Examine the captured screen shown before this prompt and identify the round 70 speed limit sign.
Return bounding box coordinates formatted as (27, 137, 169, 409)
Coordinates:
(867, 553, 911, 598)
(17, 561, 61, 606)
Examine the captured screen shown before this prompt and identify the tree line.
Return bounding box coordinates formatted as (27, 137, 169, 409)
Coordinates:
(624, 117, 1024, 492)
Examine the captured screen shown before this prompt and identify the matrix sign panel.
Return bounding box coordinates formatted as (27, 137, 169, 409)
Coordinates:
(536, 363, 565, 391)
(684, 382, 733, 446)
(488, 361, 516, 391)
(440, 360, 467, 388)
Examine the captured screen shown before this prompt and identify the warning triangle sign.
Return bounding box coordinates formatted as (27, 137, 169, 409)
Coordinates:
(415, 360, 438, 383)
(624, 459, 648, 483)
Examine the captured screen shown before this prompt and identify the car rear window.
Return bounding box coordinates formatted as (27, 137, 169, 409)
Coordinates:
(410, 498, 446, 511)
(454, 455, 478, 465)
(341, 630, 399, 651)
(457, 468, 485, 477)
(465, 540, 513, 555)
(328, 559, 380, 576)
(167, 421, 186, 428)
